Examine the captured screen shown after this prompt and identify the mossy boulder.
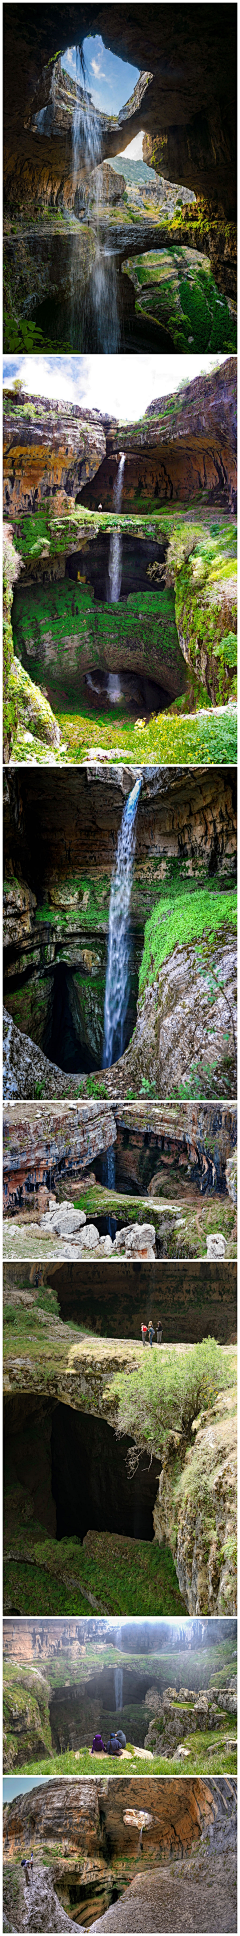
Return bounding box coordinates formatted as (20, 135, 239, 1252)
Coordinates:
(123, 247, 237, 351)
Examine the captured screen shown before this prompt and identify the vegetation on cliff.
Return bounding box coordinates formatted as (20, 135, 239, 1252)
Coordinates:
(139, 888, 237, 994)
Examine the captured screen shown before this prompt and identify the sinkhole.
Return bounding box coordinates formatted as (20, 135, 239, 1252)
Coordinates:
(41, 956, 138, 1075)
(51, 1407, 159, 1543)
(4, 1397, 160, 1546)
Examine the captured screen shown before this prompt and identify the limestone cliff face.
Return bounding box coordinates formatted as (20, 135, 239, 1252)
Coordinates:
(3, 1255, 237, 1348)
(2, 1774, 221, 1860)
(3, 361, 237, 516)
(111, 932, 237, 1101)
(3, 1102, 117, 1211)
(3, 394, 107, 516)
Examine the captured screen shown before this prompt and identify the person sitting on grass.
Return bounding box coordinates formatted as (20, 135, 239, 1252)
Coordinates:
(115, 1729, 126, 1748)
(91, 1732, 106, 1753)
(106, 1732, 122, 1756)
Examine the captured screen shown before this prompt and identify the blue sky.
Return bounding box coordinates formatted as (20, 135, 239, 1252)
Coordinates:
(62, 36, 140, 116)
(3, 355, 228, 422)
(3, 1776, 47, 1803)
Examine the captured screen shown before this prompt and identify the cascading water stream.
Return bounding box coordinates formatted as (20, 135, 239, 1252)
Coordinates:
(108, 454, 125, 603)
(102, 777, 141, 1069)
(71, 49, 120, 349)
(72, 48, 101, 192)
(114, 1666, 123, 1712)
(101, 1144, 116, 1238)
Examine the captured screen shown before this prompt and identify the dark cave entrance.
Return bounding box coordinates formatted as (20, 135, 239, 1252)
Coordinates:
(66, 534, 167, 601)
(51, 1405, 160, 1543)
(42, 958, 138, 1075)
(43, 962, 100, 1075)
(4, 1396, 160, 1547)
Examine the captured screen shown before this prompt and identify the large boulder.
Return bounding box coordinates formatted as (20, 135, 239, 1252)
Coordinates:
(113, 1222, 156, 1258)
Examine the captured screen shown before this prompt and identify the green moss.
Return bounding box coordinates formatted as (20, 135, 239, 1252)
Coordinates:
(139, 887, 237, 994)
(125, 247, 237, 351)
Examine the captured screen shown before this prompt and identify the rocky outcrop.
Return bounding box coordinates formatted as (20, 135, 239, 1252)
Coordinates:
(144, 1679, 237, 1757)
(111, 932, 237, 1101)
(3, 1861, 78, 1932)
(154, 1383, 237, 1616)
(3, 1102, 117, 1211)
(122, 247, 236, 353)
(3, 394, 107, 516)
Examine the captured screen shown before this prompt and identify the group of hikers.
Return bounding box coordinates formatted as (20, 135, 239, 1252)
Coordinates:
(21, 1854, 34, 1884)
(141, 1319, 162, 1347)
(91, 1730, 126, 1756)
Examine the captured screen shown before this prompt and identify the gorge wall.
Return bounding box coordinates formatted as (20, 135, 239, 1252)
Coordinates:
(3, 1253, 238, 1344)
(3, 362, 237, 516)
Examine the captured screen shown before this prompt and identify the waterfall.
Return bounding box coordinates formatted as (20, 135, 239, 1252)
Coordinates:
(101, 1145, 116, 1238)
(71, 52, 120, 349)
(102, 778, 141, 1069)
(108, 456, 125, 602)
(107, 674, 122, 704)
(114, 1666, 123, 1712)
(72, 48, 101, 192)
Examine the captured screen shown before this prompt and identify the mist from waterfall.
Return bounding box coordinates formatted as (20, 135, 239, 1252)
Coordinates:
(114, 1666, 123, 1712)
(108, 455, 125, 602)
(102, 777, 141, 1069)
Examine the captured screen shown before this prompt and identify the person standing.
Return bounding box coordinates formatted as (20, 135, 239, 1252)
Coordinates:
(148, 1321, 155, 1348)
(156, 1321, 163, 1344)
(141, 1323, 148, 1345)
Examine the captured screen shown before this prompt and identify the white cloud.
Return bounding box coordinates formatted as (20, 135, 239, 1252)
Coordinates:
(91, 56, 106, 79)
(3, 354, 228, 423)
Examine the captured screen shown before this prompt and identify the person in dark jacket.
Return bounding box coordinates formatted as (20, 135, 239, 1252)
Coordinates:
(148, 1321, 155, 1347)
(115, 1729, 126, 1748)
(106, 1733, 121, 1756)
(156, 1321, 163, 1343)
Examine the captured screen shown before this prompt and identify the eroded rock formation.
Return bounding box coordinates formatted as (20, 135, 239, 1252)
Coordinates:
(3, 1777, 237, 1934)
(4, 8, 236, 219)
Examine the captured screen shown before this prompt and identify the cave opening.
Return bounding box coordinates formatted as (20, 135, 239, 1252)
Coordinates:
(4, 1396, 160, 1549)
(51, 1405, 160, 1543)
(43, 962, 100, 1075)
(66, 534, 167, 601)
(42, 956, 137, 1075)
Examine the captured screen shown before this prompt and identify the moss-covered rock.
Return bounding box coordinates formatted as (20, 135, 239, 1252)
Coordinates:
(123, 247, 237, 351)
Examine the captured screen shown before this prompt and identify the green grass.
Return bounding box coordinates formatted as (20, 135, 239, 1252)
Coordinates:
(4, 1526, 185, 1618)
(16, 1732, 237, 1779)
(48, 700, 236, 767)
(139, 886, 237, 994)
